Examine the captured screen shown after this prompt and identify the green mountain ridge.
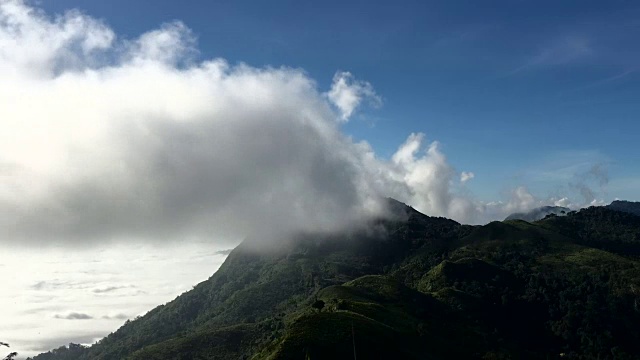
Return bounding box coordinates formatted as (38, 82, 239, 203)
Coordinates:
(30, 200, 640, 359)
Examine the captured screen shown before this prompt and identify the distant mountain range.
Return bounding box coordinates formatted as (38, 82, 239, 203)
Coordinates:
(607, 200, 640, 217)
(505, 205, 571, 222)
(505, 200, 640, 223)
(30, 198, 640, 360)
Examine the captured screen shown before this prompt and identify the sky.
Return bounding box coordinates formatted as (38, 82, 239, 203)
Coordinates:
(1, 0, 638, 357)
(37, 0, 640, 204)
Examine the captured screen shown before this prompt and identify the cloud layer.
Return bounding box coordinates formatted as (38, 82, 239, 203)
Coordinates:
(1, 242, 229, 357)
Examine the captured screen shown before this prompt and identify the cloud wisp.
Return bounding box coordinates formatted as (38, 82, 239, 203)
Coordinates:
(54, 312, 93, 320)
(505, 35, 593, 76)
(460, 171, 475, 183)
(569, 163, 610, 205)
(518, 150, 612, 209)
(102, 313, 130, 320)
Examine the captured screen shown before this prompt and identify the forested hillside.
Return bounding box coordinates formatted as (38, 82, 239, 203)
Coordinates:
(31, 200, 640, 359)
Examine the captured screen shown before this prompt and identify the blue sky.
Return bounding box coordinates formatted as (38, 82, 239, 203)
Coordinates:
(38, 0, 638, 203)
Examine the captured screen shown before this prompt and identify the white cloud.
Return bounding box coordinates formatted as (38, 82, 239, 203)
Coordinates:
(0, 0, 597, 246)
(460, 171, 475, 183)
(480, 187, 547, 221)
(0, 1, 386, 245)
(554, 197, 572, 208)
(505, 186, 537, 214)
(499, 187, 595, 214)
(389, 133, 478, 223)
(125, 21, 196, 65)
(0, 0, 115, 76)
(326, 71, 381, 121)
(0, 0, 495, 246)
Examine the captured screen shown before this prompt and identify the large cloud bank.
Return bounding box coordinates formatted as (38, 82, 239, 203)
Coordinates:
(0, 1, 591, 246)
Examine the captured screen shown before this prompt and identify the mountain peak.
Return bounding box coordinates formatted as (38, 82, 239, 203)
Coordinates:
(607, 200, 640, 217)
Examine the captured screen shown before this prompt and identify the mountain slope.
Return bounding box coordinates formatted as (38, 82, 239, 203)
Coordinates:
(607, 200, 640, 217)
(30, 201, 640, 360)
(539, 205, 640, 256)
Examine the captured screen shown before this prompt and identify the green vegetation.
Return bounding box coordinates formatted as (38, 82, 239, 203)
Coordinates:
(27, 344, 86, 360)
(29, 201, 640, 359)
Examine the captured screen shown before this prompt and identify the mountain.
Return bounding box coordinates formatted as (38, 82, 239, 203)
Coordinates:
(505, 205, 571, 222)
(607, 200, 640, 217)
(30, 200, 640, 359)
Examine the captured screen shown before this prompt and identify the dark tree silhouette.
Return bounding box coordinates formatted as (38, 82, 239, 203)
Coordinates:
(311, 299, 325, 312)
(1, 342, 17, 360)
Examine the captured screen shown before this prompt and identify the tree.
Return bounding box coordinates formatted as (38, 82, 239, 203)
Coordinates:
(1, 342, 17, 360)
(311, 299, 325, 312)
